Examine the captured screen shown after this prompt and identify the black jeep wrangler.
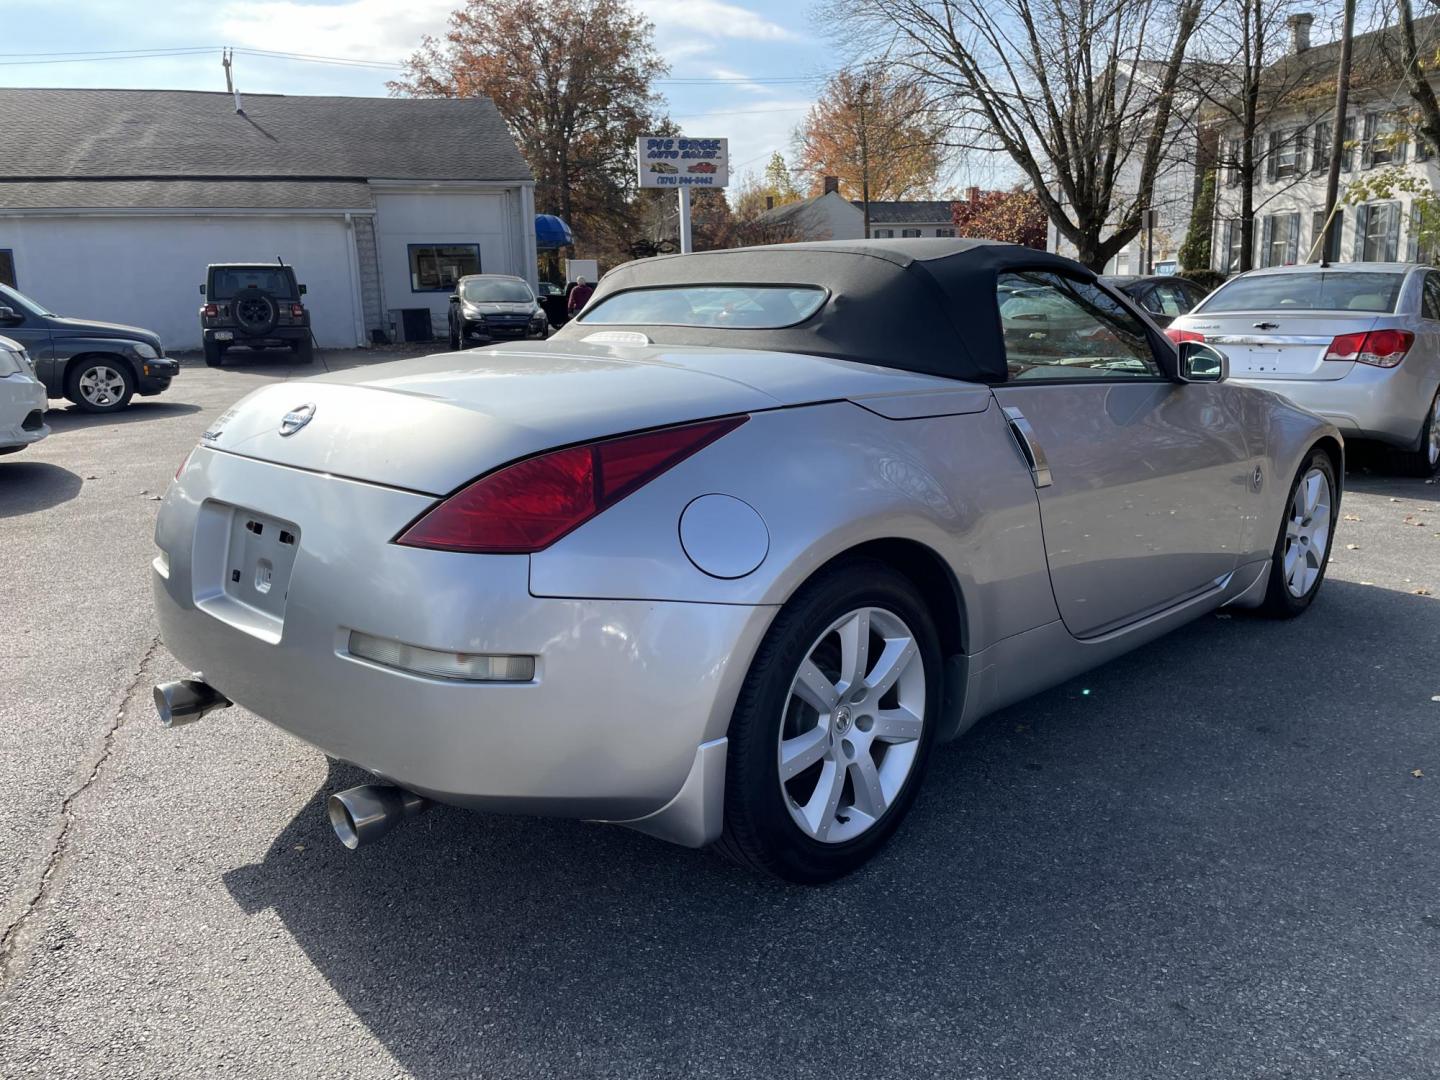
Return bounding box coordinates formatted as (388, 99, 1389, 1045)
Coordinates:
(200, 263, 313, 366)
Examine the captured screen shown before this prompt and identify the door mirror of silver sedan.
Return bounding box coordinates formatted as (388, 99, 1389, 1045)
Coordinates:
(1177, 341, 1228, 383)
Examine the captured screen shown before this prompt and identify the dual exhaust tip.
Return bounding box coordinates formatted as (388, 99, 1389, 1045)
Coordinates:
(153, 678, 429, 850)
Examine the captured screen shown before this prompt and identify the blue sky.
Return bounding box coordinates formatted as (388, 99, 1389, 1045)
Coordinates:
(1, 0, 838, 191)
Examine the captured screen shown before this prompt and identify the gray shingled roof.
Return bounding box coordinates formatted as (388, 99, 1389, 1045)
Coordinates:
(0, 88, 531, 209)
(0, 178, 374, 210)
(856, 200, 956, 225)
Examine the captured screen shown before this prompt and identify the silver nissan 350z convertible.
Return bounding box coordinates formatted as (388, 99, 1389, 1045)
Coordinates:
(152, 239, 1343, 883)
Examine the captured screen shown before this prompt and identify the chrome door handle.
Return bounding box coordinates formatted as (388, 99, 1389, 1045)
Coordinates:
(1002, 406, 1053, 488)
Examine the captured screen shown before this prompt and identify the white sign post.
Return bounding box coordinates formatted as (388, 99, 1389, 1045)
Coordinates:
(636, 136, 729, 254)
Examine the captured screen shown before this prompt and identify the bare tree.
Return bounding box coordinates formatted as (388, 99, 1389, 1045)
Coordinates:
(1181, 0, 1325, 272)
(828, 0, 1205, 269)
(1397, 0, 1440, 157)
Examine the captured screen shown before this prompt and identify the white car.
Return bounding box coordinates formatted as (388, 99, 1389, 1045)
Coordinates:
(0, 334, 48, 456)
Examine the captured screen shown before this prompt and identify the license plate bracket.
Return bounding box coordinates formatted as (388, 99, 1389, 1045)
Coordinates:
(193, 502, 301, 643)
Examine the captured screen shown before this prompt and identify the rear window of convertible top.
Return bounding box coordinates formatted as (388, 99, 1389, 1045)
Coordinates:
(578, 285, 827, 329)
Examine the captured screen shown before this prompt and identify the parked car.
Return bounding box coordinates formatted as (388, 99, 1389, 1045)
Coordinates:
(447, 274, 550, 349)
(1169, 262, 1440, 476)
(153, 239, 1340, 883)
(0, 334, 48, 455)
(536, 281, 568, 328)
(200, 263, 313, 367)
(648, 162, 678, 175)
(687, 161, 718, 174)
(1102, 274, 1211, 327)
(0, 284, 178, 414)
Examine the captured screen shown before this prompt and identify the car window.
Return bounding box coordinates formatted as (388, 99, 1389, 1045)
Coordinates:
(1149, 282, 1194, 316)
(997, 272, 1163, 380)
(579, 285, 827, 328)
(1423, 273, 1440, 321)
(461, 278, 535, 303)
(208, 268, 296, 299)
(0, 283, 53, 317)
(1201, 271, 1403, 313)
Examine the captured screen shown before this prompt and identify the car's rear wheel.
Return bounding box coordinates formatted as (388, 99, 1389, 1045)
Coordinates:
(203, 339, 224, 367)
(1382, 388, 1440, 477)
(1257, 449, 1338, 618)
(291, 338, 315, 364)
(66, 357, 135, 413)
(717, 560, 941, 883)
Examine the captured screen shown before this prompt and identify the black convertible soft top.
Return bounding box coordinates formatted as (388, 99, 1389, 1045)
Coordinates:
(553, 238, 1101, 383)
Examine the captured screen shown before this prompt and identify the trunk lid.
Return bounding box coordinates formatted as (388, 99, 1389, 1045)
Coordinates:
(1176, 311, 1386, 381)
(199, 341, 950, 494)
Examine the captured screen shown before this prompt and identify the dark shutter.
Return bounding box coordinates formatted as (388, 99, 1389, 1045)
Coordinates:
(1383, 203, 1400, 261)
(1286, 213, 1301, 263)
(1361, 113, 1377, 169)
(1409, 202, 1421, 262)
(1220, 219, 1233, 272)
(1267, 132, 1280, 182)
(1354, 203, 1371, 260)
(1261, 215, 1275, 267)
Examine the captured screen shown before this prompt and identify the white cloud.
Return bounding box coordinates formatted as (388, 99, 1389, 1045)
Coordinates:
(706, 66, 775, 95)
(214, 0, 453, 63)
(634, 0, 798, 42)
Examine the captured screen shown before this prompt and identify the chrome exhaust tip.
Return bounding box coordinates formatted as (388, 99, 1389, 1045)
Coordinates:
(327, 784, 430, 850)
(153, 678, 231, 728)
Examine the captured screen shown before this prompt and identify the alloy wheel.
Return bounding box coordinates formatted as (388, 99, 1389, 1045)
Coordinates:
(777, 606, 926, 844)
(77, 365, 127, 408)
(1428, 392, 1440, 467)
(1283, 467, 1332, 598)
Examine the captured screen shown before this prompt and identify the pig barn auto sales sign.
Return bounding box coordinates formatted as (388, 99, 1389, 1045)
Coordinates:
(636, 137, 729, 189)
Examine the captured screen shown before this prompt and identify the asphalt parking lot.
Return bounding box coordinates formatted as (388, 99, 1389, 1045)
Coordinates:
(1, 349, 1438, 1079)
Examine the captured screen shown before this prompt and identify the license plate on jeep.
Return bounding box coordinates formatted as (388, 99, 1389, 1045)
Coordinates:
(214, 331, 234, 341)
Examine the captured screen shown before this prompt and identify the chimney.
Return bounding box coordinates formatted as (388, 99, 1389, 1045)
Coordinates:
(1287, 12, 1313, 53)
(966, 186, 980, 203)
(823, 176, 839, 195)
(766, 195, 774, 210)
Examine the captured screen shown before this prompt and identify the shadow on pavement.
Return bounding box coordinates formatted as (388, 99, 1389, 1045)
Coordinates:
(222, 579, 1440, 1078)
(0, 460, 84, 517)
(43, 400, 203, 429)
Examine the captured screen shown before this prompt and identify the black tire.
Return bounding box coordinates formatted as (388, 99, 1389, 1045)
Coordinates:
(1256, 448, 1339, 618)
(64, 356, 135, 414)
(448, 318, 462, 352)
(716, 559, 943, 883)
(1380, 388, 1440, 477)
(203, 339, 224, 367)
(292, 338, 315, 365)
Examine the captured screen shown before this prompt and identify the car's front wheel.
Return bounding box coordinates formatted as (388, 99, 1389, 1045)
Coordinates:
(448, 317, 461, 352)
(718, 560, 941, 883)
(66, 357, 135, 413)
(1257, 448, 1338, 618)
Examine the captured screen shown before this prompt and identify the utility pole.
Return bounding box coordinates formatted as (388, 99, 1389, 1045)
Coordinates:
(222, 48, 233, 93)
(857, 79, 872, 240)
(1315, 0, 1357, 265)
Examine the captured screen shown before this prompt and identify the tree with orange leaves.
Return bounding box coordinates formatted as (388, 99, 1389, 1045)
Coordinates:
(389, 0, 667, 255)
(793, 68, 940, 202)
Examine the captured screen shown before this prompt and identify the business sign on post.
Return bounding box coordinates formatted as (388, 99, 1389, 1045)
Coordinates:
(636, 137, 729, 189)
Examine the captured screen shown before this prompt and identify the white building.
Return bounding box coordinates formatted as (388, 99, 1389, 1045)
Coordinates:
(755, 181, 961, 241)
(1210, 16, 1440, 272)
(0, 88, 537, 348)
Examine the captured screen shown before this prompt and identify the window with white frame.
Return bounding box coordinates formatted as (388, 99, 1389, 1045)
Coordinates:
(1355, 201, 1401, 261)
(900, 228, 922, 238)
(1364, 112, 1408, 168)
(1262, 212, 1301, 267)
(1310, 208, 1342, 263)
(873, 228, 894, 238)
(1223, 138, 1241, 187)
(1312, 121, 1331, 173)
(1269, 129, 1303, 181)
(1219, 219, 1245, 273)
(935, 227, 955, 237)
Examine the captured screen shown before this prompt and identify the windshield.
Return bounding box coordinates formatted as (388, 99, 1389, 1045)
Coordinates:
(1202, 272, 1404, 313)
(0, 283, 54, 317)
(208, 267, 296, 299)
(461, 278, 535, 303)
(579, 285, 827, 328)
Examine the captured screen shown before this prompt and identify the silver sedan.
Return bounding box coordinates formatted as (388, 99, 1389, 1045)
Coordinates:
(152, 240, 1342, 882)
(1169, 262, 1440, 476)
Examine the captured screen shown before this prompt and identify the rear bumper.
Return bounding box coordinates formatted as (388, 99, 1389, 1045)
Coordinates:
(152, 447, 770, 832)
(0, 375, 49, 451)
(1234, 363, 1438, 447)
(204, 327, 309, 348)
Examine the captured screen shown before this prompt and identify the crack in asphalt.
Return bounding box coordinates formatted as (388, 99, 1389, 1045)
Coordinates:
(0, 634, 163, 987)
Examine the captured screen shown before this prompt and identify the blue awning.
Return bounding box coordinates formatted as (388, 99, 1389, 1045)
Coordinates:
(535, 214, 573, 248)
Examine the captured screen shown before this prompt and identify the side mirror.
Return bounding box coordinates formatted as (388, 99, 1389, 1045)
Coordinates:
(298, 284, 307, 295)
(199, 284, 206, 295)
(448, 294, 460, 303)
(1177, 341, 1228, 383)
(0, 305, 19, 324)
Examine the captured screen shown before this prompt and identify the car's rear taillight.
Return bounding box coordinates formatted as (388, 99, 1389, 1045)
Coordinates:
(202, 303, 218, 318)
(175, 446, 195, 480)
(290, 303, 305, 318)
(396, 416, 749, 554)
(1324, 328, 1414, 368)
(1165, 328, 1205, 344)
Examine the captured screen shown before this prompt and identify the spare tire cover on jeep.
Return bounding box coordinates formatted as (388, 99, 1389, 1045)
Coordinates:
(232, 287, 279, 337)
